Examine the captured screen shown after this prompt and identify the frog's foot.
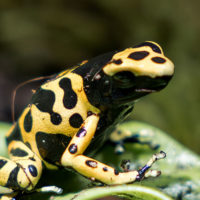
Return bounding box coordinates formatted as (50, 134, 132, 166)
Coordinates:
(136, 151, 166, 181)
(121, 159, 131, 172)
(120, 151, 166, 180)
(36, 186, 63, 194)
(0, 186, 63, 200)
(110, 129, 160, 155)
(0, 192, 19, 200)
(114, 140, 159, 155)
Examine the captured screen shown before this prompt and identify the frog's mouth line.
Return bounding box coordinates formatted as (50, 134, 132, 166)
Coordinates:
(134, 88, 156, 93)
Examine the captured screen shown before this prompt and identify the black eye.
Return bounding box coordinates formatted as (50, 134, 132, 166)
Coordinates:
(114, 71, 134, 80)
(113, 71, 136, 88)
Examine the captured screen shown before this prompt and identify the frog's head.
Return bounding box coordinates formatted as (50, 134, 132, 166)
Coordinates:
(102, 41, 174, 104)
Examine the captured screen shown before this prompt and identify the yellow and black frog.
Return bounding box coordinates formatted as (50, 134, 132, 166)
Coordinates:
(0, 41, 174, 199)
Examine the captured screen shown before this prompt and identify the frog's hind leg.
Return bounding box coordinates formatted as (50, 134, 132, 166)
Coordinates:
(109, 127, 159, 154)
(0, 141, 42, 194)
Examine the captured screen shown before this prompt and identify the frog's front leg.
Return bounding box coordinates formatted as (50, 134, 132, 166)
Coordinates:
(0, 141, 42, 199)
(60, 114, 164, 184)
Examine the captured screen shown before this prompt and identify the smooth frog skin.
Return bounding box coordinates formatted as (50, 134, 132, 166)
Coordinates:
(0, 41, 174, 199)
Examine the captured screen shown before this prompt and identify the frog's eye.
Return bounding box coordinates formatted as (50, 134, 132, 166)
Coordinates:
(113, 71, 136, 88)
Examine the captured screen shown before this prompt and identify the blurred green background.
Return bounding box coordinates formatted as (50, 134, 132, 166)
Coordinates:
(0, 0, 199, 154)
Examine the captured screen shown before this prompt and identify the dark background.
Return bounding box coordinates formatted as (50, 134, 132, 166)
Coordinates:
(0, 0, 199, 153)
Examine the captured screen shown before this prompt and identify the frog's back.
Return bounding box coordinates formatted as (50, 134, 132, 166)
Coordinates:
(6, 67, 101, 168)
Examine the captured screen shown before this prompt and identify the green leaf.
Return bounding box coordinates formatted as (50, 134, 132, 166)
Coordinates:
(0, 121, 200, 200)
(0, 122, 10, 157)
(56, 185, 173, 200)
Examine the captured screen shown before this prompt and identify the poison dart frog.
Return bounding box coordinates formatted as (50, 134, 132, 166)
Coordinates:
(0, 41, 174, 199)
